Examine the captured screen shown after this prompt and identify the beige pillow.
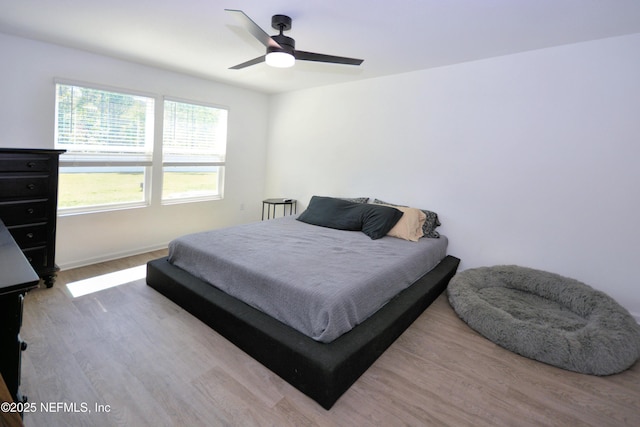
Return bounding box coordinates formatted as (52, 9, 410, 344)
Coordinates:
(382, 205, 426, 241)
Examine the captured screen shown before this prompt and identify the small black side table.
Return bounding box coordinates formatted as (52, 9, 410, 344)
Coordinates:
(262, 198, 297, 220)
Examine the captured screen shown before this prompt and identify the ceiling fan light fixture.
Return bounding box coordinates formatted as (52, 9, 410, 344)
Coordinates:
(265, 51, 295, 68)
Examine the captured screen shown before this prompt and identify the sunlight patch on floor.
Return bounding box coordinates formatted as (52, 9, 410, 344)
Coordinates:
(66, 264, 146, 298)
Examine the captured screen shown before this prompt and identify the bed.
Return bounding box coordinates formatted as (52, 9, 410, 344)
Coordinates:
(146, 197, 459, 409)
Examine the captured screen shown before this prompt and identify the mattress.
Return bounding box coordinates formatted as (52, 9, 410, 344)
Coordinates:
(168, 215, 448, 342)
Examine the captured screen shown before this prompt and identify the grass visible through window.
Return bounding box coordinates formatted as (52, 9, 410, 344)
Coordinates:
(162, 170, 219, 200)
(59, 172, 218, 208)
(59, 172, 145, 207)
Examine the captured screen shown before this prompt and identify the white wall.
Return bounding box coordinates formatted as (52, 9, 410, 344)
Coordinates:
(265, 34, 640, 320)
(3, 30, 638, 320)
(0, 33, 269, 268)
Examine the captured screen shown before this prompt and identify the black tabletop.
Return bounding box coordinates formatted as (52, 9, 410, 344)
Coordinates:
(263, 198, 296, 204)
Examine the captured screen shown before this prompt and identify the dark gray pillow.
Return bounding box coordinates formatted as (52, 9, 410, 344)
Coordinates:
(297, 196, 403, 240)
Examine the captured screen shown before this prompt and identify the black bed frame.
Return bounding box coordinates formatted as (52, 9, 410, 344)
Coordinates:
(146, 255, 460, 409)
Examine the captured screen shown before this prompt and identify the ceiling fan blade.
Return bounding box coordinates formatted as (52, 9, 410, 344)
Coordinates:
(295, 51, 363, 66)
(229, 55, 266, 70)
(225, 9, 281, 49)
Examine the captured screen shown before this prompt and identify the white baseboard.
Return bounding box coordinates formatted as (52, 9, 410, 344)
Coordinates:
(58, 243, 169, 271)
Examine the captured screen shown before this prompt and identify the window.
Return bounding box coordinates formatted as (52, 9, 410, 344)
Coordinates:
(162, 99, 227, 203)
(55, 82, 228, 213)
(55, 83, 154, 212)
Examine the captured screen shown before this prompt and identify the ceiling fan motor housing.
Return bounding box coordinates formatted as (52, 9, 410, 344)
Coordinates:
(270, 15, 295, 55)
(270, 34, 295, 55)
(271, 14, 292, 31)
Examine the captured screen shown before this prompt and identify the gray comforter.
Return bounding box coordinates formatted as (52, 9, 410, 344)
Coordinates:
(168, 216, 448, 343)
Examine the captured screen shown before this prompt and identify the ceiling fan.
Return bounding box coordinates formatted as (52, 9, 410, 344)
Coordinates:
(225, 9, 364, 69)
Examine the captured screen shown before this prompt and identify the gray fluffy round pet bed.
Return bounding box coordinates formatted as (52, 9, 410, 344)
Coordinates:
(447, 265, 640, 375)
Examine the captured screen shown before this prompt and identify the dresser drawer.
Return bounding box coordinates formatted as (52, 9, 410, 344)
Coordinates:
(0, 175, 50, 199)
(0, 200, 49, 225)
(21, 246, 48, 269)
(7, 223, 48, 247)
(0, 154, 51, 172)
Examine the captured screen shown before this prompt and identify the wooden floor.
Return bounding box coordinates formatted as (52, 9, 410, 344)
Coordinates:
(19, 251, 640, 427)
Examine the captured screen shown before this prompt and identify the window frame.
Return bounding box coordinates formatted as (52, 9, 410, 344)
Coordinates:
(54, 80, 229, 214)
(161, 96, 228, 205)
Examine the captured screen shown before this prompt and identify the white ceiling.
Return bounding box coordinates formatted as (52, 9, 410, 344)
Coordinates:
(2, 0, 640, 94)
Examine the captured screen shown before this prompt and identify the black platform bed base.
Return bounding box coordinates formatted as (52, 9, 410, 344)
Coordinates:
(146, 255, 460, 409)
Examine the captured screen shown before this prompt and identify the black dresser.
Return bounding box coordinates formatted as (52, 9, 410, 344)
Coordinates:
(0, 219, 39, 407)
(0, 148, 65, 287)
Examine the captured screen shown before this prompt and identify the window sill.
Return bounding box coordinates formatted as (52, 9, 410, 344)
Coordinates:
(161, 195, 223, 206)
(58, 202, 149, 217)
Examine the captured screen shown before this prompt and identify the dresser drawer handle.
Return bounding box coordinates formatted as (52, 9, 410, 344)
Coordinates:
(27, 256, 34, 262)
(21, 341, 28, 351)
(27, 183, 37, 190)
(27, 208, 35, 214)
(27, 161, 37, 168)
(26, 233, 34, 239)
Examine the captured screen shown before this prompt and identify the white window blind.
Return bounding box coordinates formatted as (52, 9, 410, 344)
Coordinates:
(55, 83, 155, 165)
(163, 99, 227, 164)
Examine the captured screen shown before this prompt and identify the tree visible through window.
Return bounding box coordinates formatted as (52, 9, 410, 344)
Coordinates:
(56, 86, 153, 156)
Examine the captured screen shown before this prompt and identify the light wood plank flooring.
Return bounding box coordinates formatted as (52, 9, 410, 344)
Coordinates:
(19, 251, 640, 426)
